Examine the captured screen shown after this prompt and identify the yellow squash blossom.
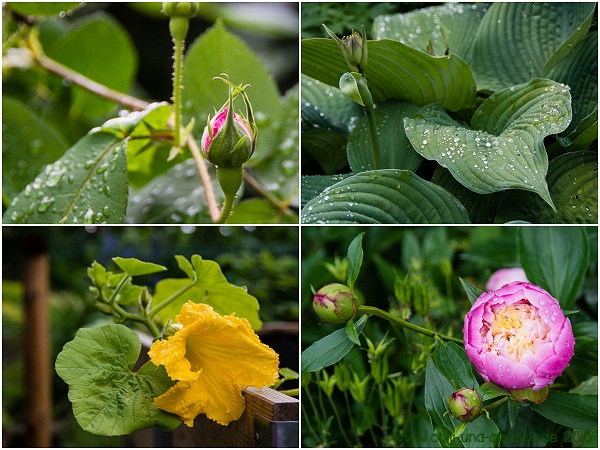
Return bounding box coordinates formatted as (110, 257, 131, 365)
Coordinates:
(149, 301, 280, 426)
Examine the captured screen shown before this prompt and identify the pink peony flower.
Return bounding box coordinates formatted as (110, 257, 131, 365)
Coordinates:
(486, 267, 529, 291)
(464, 281, 575, 391)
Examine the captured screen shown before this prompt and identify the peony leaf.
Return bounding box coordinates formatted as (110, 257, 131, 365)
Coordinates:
(346, 232, 365, 290)
(302, 38, 477, 112)
(531, 392, 598, 431)
(460, 278, 484, 305)
(404, 78, 573, 209)
(55, 324, 180, 436)
(518, 226, 589, 309)
(432, 341, 479, 391)
(301, 170, 470, 224)
(301, 314, 368, 373)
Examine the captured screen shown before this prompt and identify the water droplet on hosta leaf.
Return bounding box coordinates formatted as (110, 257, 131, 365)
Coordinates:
(37, 196, 55, 212)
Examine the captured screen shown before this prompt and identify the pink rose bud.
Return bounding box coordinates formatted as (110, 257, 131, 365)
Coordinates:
(201, 105, 255, 168)
(313, 283, 358, 323)
(486, 267, 529, 291)
(464, 281, 575, 391)
(447, 388, 483, 422)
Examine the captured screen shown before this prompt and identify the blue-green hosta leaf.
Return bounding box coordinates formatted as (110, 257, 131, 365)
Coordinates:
(2, 96, 69, 203)
(302, 38, 477, 111)
(152, 255, 261, 329)
(348, 101, 422, 172)
(301, 174, 354, 208)
(546, 32, 598, 137)
(301, 169, 470, 224)
(55, 324, 181, 436)
(303, 131, 348, 174)
(471, 3, 596, 92)
(553, 109, 597, 152)
(495, 151, 597, 224)
(373, 2, 488, 61)
(4, 103, 169, 224)
(405, 79, 573, 209)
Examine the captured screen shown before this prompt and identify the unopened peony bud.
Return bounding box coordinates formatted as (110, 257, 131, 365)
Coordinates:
(448, 388, 482, 422)
(313, 283, 358, 323)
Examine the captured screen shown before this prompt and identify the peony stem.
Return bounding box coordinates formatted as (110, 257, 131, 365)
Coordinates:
(357, 306, 464, 345)
(484, 396, 508, 411)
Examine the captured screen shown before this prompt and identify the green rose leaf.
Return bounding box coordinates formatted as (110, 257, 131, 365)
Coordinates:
(7, 2, 82, 17)
(2, 96, 69, 204)
(301, 314, 368, 373)
(153, 255, 261, 329)
(301, 169, 471, 224)
(55, 324, 181, 436)
(112, 257, 167, 276)
(3, 103, 169, 224)
(404, 78, 572, 209)
(302, 38, 477, 112)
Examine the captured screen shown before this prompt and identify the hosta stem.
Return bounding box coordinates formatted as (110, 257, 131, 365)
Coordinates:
(366, 109, 381, 169)
(357, 306, 463, 345)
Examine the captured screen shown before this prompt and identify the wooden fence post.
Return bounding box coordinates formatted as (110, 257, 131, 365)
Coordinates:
(23, 236, 52, 447)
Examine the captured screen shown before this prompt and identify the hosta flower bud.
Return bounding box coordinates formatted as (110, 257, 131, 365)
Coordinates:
(323, 24, 368, 73)
(313, 283, 358, 323)
(464, 281, 575, 391)
(201, 105, 255, 168)
(486, 267, 529, 291)
(339, 72, 374, 113)
(448, 388, 483, 422)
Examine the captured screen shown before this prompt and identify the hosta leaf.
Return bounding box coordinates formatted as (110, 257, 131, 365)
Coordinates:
(373, 2, 488, 61)
(55, 324, 180, 436)
(45, 13, 137, 119)
(4, 104, 168, 224)
(303, 130, 348, 174)
(152, 255, 261, 330)
(495, 151, 597, 224)
(301, 169, 470, 224)
(404, 79, 573, 208)
(302, 38, 477, 111)
(301, 174, 354, 208)
(552, 109, 597, 152)
(348, 101, 422, 172)
(2, 96, 69, 203)
(471, 3, 596, 92)
(432, 167, 506, 224)
(546, 32, 598, 136)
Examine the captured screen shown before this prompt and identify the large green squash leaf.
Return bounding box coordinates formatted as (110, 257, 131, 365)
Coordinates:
(347, 101, 422, 172)
(4, 103, 169, 224)
(55, 324, 181, 436)
(2, 96, 69, 203)
(495, 151, 597, 224)
(404, 79, 572, 208)
(45, 13, 137, 119)
(302, 38, 477, 111)
(301, 169, 470, 224)
(470, 3, 596, 92)
(152, 255, 262, 330)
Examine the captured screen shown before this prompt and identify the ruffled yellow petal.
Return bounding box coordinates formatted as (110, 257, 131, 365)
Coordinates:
(149, 301, 280, 426)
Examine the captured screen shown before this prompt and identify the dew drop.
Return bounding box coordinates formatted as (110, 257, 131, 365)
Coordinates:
(37, 196, 54, 212)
